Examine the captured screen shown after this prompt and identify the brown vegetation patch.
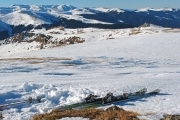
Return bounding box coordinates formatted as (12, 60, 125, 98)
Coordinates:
(162, 28, 180, 33)
(29, 61, 45, 64)
(162, 28, 173, 33)
(161, 114, 180, 120)
(47, 26, 65, 31)
(0, 57, 71, 61)
(129, 29, 141, 36)
(31, 106, 139, 120)
(0, 57, 72, 64)
(46, 57, 72, 61)
(0, 112, 3, 119)
(0, 57, 43, 61)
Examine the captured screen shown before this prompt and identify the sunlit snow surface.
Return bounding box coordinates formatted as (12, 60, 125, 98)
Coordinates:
(0, 27, 180, 120)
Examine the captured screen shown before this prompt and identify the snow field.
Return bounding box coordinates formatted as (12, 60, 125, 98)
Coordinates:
(0, 27, 180, 120)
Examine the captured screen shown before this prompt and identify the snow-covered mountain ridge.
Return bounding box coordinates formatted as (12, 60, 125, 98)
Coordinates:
(0, 4, 180, 40)
(0, 5, 179, 14)
(136, 7, 177, 12)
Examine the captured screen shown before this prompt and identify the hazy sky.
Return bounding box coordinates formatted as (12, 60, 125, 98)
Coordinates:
(0, 0, 179, 9)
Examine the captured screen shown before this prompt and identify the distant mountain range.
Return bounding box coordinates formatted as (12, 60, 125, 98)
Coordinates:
(0, 4, 180, 40)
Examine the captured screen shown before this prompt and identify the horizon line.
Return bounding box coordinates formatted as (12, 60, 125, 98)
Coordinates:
(0, 4, 179, 10)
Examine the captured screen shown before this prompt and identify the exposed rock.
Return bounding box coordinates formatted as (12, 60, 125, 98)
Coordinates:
(0, 112, 3, 119)
(139, 23, 150, 28)
(106, 105, 124, 111)
(161, 114, 180, 120)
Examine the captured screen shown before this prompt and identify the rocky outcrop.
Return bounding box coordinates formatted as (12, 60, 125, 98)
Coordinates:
(0, 32, 85, 49)
(139, 23, 150, 28)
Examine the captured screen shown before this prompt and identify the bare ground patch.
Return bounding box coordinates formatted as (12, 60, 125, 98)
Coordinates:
(0, 57, 72, 64)
(31, 106, 139, 120)
(160, 114, 180, 120)
(0, 112, 3, 119)
(0, 57, 72, 61)
(162, 28, 180, 33)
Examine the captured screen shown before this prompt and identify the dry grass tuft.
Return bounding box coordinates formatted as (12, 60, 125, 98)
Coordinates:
(0, 112, 3, 119)
(161, 114, 180, 120)
(0, 57, 73, 65)
(162, 28, 180, 33)
(60, 64, 76, 66)
(29, 61, 45, 64)
(0, 57, 42, 61)
(0, 57, 72, 62)
(31, 106, 139, 120)
(129, 29, 141, 36)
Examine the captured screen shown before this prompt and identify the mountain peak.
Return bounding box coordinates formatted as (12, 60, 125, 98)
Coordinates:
(9, 4, 77, 12)
(57, 4, 76, 11)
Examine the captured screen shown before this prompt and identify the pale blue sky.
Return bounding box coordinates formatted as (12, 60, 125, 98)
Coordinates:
(0, 0, 179, 9)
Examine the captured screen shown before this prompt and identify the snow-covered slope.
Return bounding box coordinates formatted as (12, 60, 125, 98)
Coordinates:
(0, 27, 180, 120)
(0, 4, 113, 26)
(0, 25, 174, 54)
(0, 5, 76, 26)
(0, 11, 54, 26)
